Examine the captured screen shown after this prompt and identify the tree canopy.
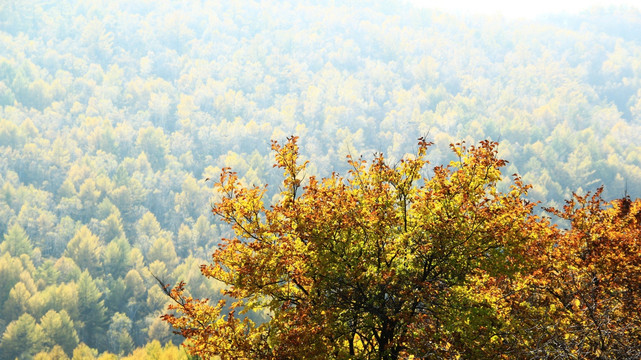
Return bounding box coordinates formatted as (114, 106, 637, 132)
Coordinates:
(162, 137, 640, 359)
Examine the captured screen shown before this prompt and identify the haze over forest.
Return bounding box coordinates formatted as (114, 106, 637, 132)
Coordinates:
(1, 0, 641, 358)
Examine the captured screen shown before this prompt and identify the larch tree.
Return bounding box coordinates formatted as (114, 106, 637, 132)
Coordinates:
(1, 223, 33, 257)
(40, 309, 79, 356)
(0, 313, 43, 359)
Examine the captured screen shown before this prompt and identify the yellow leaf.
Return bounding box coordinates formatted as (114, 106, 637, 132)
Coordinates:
(572, 298, 580, 310)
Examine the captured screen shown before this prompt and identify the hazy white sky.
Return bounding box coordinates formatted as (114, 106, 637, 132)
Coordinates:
(409, 0, 640, 18)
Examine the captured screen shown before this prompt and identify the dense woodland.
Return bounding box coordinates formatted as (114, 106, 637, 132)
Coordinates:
(0, 0, 641, 358)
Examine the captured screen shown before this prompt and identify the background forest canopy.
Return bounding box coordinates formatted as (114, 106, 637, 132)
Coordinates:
(1, 0, 641, 358)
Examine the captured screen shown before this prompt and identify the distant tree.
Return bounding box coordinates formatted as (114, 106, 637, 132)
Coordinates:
(54, 256, 83, 283)
(100, 212, 125, 243)
(148, 92, 173, 129)
(124, 269, 145, 301)
(77, 178, 102, 221)
(65, 226, 103, 274)
(30, 282, 79, 321)
(106, 312, 134, 356)
(0, 252, 23, 306)
(147, 237, 178, 268)
(96, 198, 119, 222)
(34, 345, 71, 360)
(1, 222, 33, 256)
(29, 209, 59, 257)
(146, 315, 172, 344)
(173, 175, 204, 221)
(108, 180, 148, 230)
(40, 309, 79, 356)
(71, 343, 98, 360)
(36, 259, 61, 286)
(119, 340, 188, 360)
(57, 196, 84, 224)
(80, 19, 113, 66)
(2, 280, 32, 322)
(135, 211, 171, 255)
(175, 223, 194, 258)
(192, 214, 218, 250)
(16, 202, 53, 243)
(0, 81, 16, 107)
(102, 236, 132, 279)
(0, 202, 15, 240)
(76, 271, 108, 350)
(0, 118, 22, 148)
(0, 313, 43, 359)
(136, 127, 168, 171)
(103, 276, 128, 314)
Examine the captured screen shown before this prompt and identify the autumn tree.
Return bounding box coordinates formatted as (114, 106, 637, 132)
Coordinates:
(161, 137, 546, 359)
(518, 189, 641, 358)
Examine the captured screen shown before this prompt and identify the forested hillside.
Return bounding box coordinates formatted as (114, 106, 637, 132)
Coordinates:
(1, 0, 641, 358)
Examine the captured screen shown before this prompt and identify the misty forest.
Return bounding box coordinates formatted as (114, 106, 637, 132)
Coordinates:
(0, 0, 640, 359)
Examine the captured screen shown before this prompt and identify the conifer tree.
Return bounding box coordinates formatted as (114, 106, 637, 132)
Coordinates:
(1, 223, 33, 256)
